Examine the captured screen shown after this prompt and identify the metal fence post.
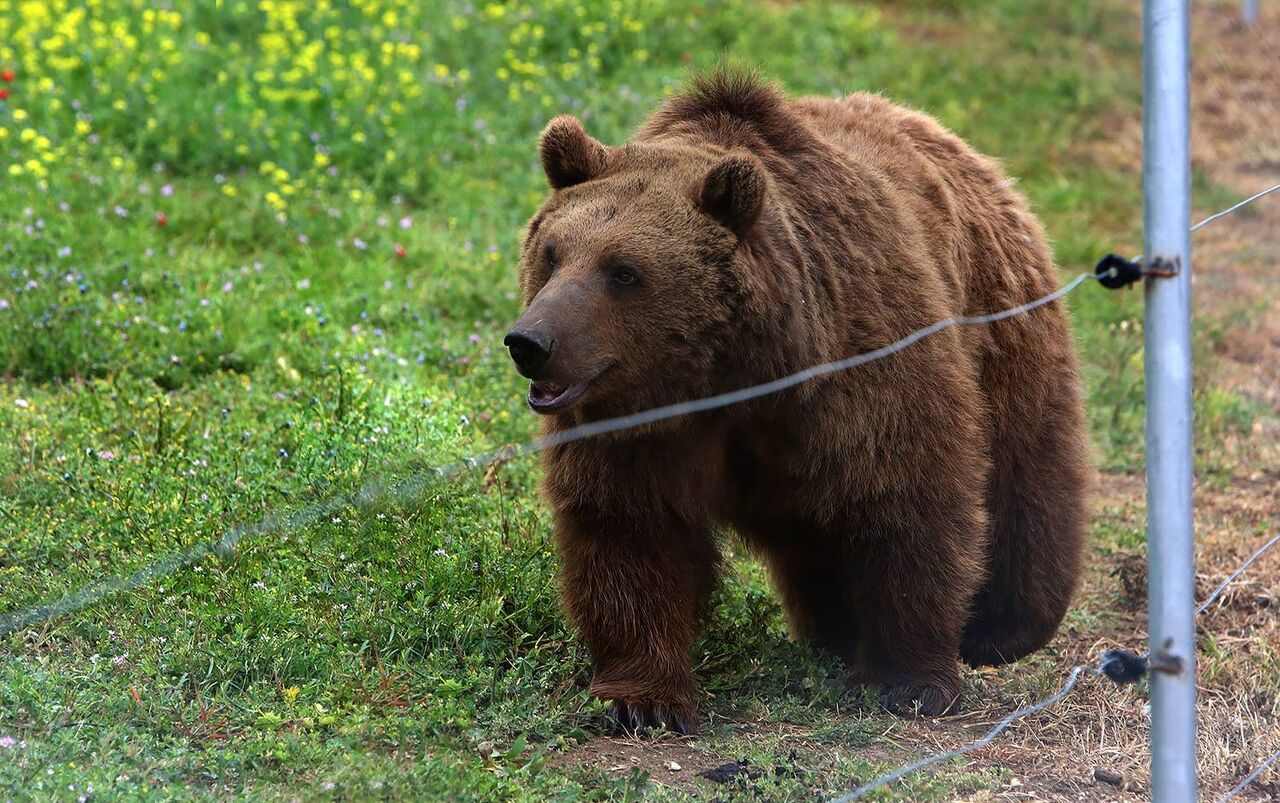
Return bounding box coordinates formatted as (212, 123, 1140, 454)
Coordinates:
(1243, 0, 1259, 25)
(1143, 0, 1198, 800)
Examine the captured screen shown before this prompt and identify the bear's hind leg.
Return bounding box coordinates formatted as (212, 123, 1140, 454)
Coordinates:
(961, 353, 1090, 669)
(763, 541, 860, 664)
(849, 492, 988, 716)
(960, 413, 1089, 667)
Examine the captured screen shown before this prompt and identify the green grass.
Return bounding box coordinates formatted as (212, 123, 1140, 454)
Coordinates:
(0, 0, 1254, 799)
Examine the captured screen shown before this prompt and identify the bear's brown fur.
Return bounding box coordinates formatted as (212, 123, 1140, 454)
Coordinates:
(505, 70, 1090, 733)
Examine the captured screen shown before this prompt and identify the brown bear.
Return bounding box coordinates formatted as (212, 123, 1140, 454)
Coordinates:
(504, 70, 1090, 734)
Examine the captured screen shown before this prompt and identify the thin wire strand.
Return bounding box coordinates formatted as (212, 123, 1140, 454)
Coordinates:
(1191, 183, 1280, 233)
(0, 272, 1096, 637)
(537, 272, 1094, 447)
(830, 666, 1099, 803)
(1219, 747, 1280, 802)
(1196, 533, 1280, 615)
(1131, 181, 1280, 262)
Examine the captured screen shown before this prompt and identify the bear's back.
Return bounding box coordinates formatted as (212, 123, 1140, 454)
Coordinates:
(790, 92, 1059, 318)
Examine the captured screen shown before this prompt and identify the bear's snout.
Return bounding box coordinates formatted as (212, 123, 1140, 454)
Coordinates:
(504, 329, 555, 379)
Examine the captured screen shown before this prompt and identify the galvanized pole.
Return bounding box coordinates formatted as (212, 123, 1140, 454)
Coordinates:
(1143, 0, 1198, 800)
(1243, 0, 1259, 25)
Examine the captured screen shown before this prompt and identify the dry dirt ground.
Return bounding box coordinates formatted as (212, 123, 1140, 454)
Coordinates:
(554, 3, 1279, 799)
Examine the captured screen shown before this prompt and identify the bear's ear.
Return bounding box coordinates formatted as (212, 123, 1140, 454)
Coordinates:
(539, 115, 609, 190)
(697, 154, 765, 236)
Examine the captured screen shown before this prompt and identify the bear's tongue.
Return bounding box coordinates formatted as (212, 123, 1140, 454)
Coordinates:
(529, 382, 565, 404)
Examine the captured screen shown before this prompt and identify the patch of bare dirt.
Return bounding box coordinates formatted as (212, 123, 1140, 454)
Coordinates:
(550, 735, 729, 793)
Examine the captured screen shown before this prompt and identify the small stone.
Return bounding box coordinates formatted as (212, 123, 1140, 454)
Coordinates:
(667, 761, 682, 772)
(1094, 767, 1124, 787)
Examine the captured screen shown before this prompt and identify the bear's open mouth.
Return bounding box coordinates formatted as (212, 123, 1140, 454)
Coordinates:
(527, 380, 590, 413)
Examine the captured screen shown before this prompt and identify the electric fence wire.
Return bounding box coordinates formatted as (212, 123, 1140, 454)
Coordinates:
(0, 276, 1094, 637)
(1, 185, 1276, 637)
(1219, 746, 1280, 803)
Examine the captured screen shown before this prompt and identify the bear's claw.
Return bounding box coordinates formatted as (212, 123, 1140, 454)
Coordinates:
(605, 699, 697, 736)
(878, 678, 961, 717)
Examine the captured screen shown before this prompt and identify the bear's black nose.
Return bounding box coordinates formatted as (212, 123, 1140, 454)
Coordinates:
(503, 330, 554, 378)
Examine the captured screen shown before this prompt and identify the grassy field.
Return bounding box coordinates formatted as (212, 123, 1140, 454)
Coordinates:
(0, 0, 1271, 799)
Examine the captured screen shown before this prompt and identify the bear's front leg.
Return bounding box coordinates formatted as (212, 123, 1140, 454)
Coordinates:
(849, 490, 988, 717)
(554, 507, 719, 735)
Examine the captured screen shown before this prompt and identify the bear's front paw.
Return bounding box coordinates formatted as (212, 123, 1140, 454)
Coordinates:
(878, 675, 962, 717)
(590, 673, 699, 736)
(604, 698, 698, 736)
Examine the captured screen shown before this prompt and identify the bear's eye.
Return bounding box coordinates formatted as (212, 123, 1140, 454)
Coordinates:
(542, 239, 558, 271)
(608, 264, 639, 288)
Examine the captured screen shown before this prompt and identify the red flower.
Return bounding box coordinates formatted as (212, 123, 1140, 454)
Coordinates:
(0, 88, 9, 101)
(155, 212, 169, 226)
(0, 69, 14, 83)
(394, 243, 407, 258)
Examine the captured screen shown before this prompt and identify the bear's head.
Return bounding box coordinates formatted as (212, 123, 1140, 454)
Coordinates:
(506, 115, 768, 419)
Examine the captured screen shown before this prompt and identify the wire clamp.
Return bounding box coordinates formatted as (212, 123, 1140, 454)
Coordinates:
(1094, 254, 1144, 289)
(1099, 649, 1149, 684)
